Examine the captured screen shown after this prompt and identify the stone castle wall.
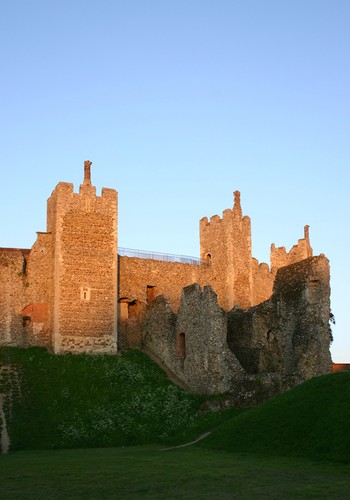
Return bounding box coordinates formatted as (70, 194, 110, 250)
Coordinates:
(141, 255, 332, 398)
(142, 284, 245, 394)
(0, 249, 30, 346)
(118, 256, 209, 312)
(227, 255, 332, 379)
(0, 163, 332, 399)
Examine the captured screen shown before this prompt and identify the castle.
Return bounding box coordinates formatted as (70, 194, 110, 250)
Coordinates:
(0, 162, 332, 400)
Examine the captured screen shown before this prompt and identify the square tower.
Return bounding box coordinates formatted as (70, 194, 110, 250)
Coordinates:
(200, 191, 253, 310)
(46, 161, 118, 353)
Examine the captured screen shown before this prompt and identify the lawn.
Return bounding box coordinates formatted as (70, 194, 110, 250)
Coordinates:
(1, 445, 350, 499)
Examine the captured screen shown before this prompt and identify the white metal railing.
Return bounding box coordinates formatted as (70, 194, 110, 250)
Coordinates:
(118, 247, 207, 266)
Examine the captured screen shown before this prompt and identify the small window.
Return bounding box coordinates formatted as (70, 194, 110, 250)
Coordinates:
(206, 253, 212, 266)
(147, 285, 156, 304)
(81, 287, 91, 301)
(176, 332, 186, 359)
(22, 315, 31, 328)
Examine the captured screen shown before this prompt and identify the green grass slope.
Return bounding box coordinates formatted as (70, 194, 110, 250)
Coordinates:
(0, 347, 203, 451)
(202, 371, 350, 463)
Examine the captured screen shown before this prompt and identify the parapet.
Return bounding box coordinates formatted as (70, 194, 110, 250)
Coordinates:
(102, 187, 117, 197)
(49, 163, 118, 202)
(222, 208, 233, 219)
(200, 190, 245, 228)
(51, 182, 74, 197)
(270, 225, 313, 271)
(210, 214, 221, 224)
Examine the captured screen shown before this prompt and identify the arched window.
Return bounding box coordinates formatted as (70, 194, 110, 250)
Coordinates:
(176, 332, 186, 359)
(206, 253, 212, 266)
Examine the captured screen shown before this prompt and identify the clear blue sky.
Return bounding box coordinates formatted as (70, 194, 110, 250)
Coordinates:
(1, 1, 349, 361)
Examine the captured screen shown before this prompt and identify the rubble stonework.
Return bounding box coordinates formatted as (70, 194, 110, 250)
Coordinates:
(0, 163, 332, 397)
(141, 255, 332, 398)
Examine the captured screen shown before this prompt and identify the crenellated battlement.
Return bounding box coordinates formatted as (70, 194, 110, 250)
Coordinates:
(222, 208, 233, 219)
(209, 214, 222, 224)
(270, 225, 313, 271)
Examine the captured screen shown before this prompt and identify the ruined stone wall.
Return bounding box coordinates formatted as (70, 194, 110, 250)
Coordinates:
(251, 258, 275, 305)
(227, 255, 332, 380)
(47, 177, 118, 354)
(24, 232, 54, 348)
(142, 284, 245, 394)
(270, 226, 313, 271)
(141, 255, 331, 399)
(0, 249, 29, 346)
(175, 284, 245, 393)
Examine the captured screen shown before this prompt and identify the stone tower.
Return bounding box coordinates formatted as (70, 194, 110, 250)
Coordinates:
(200, 191, 253, 310)
(46, 161, 118, 353)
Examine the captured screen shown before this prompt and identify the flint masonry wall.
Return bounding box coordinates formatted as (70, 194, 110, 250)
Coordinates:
(0, 249, 29, 346)
(118, 256, 213, 350)
(251, 259, 275, 306)
(23, 232, 54, 348)
(227, 255, 332, 379)
(141, 255, 331, 397)
(118, 256, 210, 311)
(142, 284, 245, 394)
(46, 163, 118, 354)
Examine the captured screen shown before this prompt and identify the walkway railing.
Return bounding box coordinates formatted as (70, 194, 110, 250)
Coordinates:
(118, 247, 207, 266)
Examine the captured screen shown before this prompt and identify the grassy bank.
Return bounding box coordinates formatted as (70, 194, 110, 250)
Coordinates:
(0, 347, 207, 450)
(1, 346, 349, 466)
(202, 371, 350, 463)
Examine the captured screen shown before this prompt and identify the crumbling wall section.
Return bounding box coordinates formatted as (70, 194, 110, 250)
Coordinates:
(271, 254, 332, 378)
(141, 255, 331, 399)
(0, 249, 30, 347)
(142, 284, 245, 394)
(228, 255, 332, 381)
(24, 232, 54, 348)
(176, 284, 245, 393)
(270, 226, 313, 271)
(251, 259, 275, 305)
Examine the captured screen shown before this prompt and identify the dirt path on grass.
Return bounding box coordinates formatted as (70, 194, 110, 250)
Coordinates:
(161, 432, 212, 451)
